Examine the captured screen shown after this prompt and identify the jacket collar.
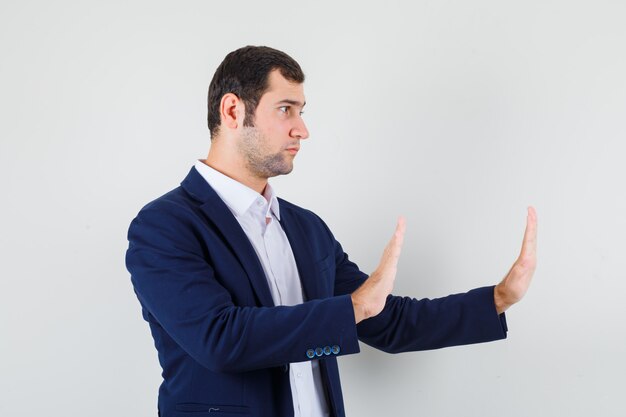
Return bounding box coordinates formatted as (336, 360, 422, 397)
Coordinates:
(180, 166, 325, 305)
(193, 160, 281, 220)
(181, 166, 275, 307)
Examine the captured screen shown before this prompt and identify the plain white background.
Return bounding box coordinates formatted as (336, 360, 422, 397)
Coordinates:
(1, 1, 625, 416)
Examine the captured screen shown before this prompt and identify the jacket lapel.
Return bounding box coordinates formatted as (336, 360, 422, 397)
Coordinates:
(181, 167, 275, 307)
(279, 204, 325, 301)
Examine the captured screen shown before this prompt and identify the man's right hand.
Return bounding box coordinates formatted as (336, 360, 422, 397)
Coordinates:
(351, 217, 406, 324)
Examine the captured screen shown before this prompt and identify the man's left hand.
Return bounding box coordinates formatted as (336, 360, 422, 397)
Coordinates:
(494, 207, 538, 314)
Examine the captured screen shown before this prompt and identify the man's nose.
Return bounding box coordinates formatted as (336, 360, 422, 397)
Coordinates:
(291, 117, 309, 140)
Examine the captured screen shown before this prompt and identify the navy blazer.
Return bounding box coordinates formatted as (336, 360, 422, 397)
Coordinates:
(126, 167, 507, 417)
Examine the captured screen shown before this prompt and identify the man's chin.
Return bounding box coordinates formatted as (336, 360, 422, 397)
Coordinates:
(269, 165, 294, 177)
(252, 154, 294, 178)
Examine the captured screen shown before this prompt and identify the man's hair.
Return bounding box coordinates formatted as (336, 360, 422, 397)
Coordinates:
(207, 45, 305, 139)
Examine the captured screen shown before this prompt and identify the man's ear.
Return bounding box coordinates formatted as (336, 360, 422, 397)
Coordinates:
(219, 93, 245, 130)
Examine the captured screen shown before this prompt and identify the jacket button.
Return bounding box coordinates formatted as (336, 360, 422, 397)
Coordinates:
(323, 346, 331, 355)
(331, 345, 340, 355)
(306, 349, 315, 359)
(315, 347, 324, 357)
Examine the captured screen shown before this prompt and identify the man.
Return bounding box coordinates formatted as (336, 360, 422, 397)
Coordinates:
(126, 45, 537, 417)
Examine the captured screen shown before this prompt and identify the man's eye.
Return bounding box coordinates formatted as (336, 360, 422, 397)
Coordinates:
(279, 106, 289, 113)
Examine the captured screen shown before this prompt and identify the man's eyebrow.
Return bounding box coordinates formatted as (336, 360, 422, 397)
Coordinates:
(276, 99, 306, 107)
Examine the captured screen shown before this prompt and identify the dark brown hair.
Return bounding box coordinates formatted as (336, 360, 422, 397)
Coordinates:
(207, 46, 305, 139)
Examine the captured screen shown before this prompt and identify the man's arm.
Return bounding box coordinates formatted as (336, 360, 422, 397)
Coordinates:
(126, 203, 362, 374)
(339, 207, 537, 352)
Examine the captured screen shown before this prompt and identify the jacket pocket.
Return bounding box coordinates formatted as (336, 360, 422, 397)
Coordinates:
(174, 403, 250, 415)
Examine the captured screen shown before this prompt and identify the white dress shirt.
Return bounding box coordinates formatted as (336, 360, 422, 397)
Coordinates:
(194, 160, 330, 417)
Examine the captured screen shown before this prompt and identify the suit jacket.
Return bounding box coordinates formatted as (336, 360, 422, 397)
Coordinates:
(126, 167, 508, 417)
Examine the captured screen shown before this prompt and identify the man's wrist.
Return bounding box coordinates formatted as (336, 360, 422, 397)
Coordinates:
(351, 294, 366, 324)
(494, 284, 510, 315)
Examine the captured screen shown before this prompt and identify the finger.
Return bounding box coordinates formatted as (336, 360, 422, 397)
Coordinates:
(394, 216, 406, 246)
(391, 216, 406, 253)
(520, 206, 538, 258)
(382, 216, 406, 266)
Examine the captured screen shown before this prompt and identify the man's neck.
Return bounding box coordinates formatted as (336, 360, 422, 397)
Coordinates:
(200, 158, 267, 195)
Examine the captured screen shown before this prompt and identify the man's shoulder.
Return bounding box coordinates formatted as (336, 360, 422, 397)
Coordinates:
(138, 185, 195, 215)
(278, 197, 318, 219)
(128, 182, 207, 234)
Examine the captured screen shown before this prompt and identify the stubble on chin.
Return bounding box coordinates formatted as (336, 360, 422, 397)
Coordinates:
(239, 127, 294, 178)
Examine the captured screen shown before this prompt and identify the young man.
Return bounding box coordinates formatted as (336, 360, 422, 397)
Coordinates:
(126, 45, 537, 417)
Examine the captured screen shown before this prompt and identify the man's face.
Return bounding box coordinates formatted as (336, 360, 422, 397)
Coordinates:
(237, 70, 309, 179)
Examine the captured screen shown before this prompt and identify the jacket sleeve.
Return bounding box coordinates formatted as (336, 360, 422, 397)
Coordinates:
(325, 222, 508, 353)
(126, 202, 361, 374)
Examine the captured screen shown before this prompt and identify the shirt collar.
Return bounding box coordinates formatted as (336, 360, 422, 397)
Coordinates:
(194, 160, 281, 220)
(262, 182, 281, 220)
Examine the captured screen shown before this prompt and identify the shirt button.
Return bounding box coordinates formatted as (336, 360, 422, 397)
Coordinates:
(297, 372, 302, 378)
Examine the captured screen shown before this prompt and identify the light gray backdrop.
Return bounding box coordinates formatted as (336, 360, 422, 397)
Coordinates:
(1, 1, 625, 416)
